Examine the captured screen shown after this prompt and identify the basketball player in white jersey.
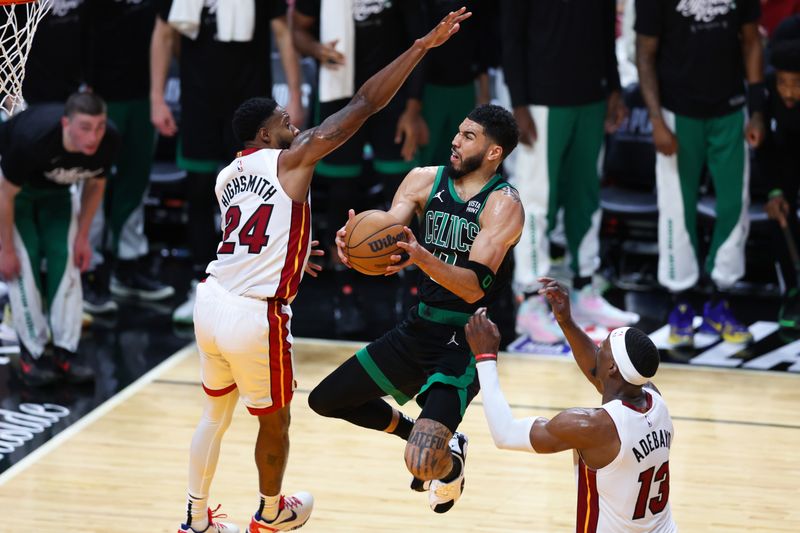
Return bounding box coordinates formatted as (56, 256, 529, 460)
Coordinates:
(465, 278, 678, 533)
(176, 8, 473, 533)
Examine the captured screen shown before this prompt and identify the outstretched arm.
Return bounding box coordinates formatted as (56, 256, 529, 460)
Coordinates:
(539, 278, 603, 393)
(278, 8, 472, 200)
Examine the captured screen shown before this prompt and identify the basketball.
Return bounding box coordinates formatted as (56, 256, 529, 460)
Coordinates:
(344, 210, 407, 275)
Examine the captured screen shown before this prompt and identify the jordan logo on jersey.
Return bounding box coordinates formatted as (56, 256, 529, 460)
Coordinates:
(447, 332, 459, 346)
(433, 190, 445, 203)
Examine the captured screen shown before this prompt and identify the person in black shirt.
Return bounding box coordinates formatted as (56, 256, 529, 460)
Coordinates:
(309, 105, 523, 515)
(22, 0, 88, 104)
(636, 0, 765, 348)
(83, 0, 175, 314)
(0, 92, 119, 387)
(150, 0, 302, 325)
(501, 0, 638, 346)
(292, 0, 428, 336)
(760, 15, 800, 328)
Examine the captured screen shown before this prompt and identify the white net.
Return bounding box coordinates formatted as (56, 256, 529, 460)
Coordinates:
(0, 0, 53, 117)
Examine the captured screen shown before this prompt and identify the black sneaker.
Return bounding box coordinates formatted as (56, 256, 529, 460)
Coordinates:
(111, 260, 175, 301)
(52, 347, 95, 384)
(16, 344, 60, 387)
(82, 271, 118, 314)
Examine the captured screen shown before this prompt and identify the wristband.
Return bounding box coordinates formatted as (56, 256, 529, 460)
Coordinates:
(475, 353, 497, 363)
(466, 260, 495, 293)
(747, 82, 766, 115)
(768, 188, 784, 199)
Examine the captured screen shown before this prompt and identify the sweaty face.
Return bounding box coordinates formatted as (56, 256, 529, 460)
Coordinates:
(776, 70, 800, 109)
(447, 118, 489, 180)
(267, 108, 300, 149)
(63, 113, 107, 155)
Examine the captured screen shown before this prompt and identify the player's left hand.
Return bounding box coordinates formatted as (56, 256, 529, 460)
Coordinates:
(73, 235, 92, 272)
(745, 112, 766, 148)
(303, 240, 325, 278)
(465, 308, 501, 356)
(538, 276, 572, 324)
(385, 226, 421, 275)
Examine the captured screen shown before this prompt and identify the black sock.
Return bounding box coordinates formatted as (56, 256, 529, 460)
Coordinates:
(671, 291, 691, 306)
(389, 411, 414, 440)
(573, 276, 592, 291)
(440, 454, 462, 483)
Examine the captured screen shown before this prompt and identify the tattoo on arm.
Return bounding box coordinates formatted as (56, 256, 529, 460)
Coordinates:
(502, 187, 521, 203)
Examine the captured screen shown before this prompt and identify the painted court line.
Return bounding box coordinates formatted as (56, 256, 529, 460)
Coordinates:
(0, 343, 196, 487)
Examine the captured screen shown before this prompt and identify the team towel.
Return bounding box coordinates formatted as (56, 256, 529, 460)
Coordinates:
(168, 0, 255, 42)
(319, 0, 355, 103)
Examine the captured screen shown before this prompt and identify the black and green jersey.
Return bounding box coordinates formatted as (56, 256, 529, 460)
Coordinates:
(418, 166, 516, 315)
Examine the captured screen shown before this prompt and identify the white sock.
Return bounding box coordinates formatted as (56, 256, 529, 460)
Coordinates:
(186, 493, 209, 531)
(259, 493, 281, 521)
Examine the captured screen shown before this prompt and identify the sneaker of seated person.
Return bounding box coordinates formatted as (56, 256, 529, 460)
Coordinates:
(52, 346, 95, 384)
(112, 259, 175, 301)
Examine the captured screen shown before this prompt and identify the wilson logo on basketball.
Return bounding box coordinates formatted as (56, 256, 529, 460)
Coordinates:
(368, 231, 406, 253)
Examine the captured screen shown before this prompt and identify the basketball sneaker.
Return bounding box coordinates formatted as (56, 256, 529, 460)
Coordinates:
(246, 492, 314, 532)
(16, 344, 60, 387)
(53, 347, 95, 384)
(178, 504, 239, 533)
(571, 285, 640, 328)
(111, 259, 175, 301)
(699, 299, 752, 344)
(82, 270, 118, 315)
(428, 432, 468, 514)
(667, 303, 695, 348)
(515, 296, 564, 343)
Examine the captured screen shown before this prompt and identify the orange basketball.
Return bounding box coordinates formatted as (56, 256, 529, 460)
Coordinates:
(345, 210, 407, 276)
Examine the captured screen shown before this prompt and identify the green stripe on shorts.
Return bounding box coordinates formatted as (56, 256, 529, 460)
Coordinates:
(355, 347, 412, 405)
(417, 357, 476, 417)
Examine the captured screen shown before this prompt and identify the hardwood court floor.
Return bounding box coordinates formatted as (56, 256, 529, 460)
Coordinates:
(1, 339, 798, 532)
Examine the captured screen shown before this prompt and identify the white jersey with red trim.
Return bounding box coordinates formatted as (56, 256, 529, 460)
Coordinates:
(574, 389, 678, 533)
(206, 148, 311, 302)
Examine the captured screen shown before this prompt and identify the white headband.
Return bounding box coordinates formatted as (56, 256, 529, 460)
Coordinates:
(609, 327, 649, 386)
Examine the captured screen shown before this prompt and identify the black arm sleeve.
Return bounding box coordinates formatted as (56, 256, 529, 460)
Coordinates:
(500, 0, 529, 108)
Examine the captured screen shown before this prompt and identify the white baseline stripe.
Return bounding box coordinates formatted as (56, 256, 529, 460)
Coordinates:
(0, 342, 196, 486)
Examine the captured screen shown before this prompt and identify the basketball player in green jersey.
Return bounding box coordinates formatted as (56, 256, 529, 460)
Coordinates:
(309, 104, 523, 513)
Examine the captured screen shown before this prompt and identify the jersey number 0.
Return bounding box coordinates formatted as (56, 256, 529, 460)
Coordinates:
(218, 204, 275, 255)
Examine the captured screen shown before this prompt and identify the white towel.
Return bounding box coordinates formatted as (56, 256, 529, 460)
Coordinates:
(168, 0, 255, 42)
(167, 0, 203, 40)
(318, 0, 355, 103)
(217, 0, 255, 42)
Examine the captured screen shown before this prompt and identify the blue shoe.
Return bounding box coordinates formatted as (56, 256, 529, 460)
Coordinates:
(668, 303, 695, 348)
(700, 300, 752, 344)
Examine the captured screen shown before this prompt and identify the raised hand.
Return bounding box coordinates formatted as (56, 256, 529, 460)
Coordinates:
(419, 7, 472, 50)
(538, 277, 572, 324)
(465, 308, 501, 356)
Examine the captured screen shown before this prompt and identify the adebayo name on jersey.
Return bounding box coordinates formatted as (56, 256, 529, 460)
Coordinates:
(220, 174, 278, 208)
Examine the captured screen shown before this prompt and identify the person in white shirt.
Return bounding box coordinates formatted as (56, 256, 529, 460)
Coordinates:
(466, 277, 678, 533)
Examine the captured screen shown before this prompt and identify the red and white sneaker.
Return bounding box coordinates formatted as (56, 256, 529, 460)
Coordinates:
(178, 505, 239, 533)
(246, 492, 314, 532)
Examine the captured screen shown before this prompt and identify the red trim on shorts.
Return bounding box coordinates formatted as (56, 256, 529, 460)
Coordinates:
(276, 201, 311, 300)
(245, 394, 293, 416)
(203, 382, 238, 397)
(266, 300, 294, 410)
(576, 458, 599, 533)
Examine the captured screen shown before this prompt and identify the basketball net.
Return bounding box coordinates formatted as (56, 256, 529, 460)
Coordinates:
(0, 0, 53, 117)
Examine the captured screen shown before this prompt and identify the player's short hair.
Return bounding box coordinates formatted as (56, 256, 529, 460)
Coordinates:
(64, 92, 106, 117)
(232, 97, 279, 144)
(625, 328, 659, 379)
(466, 104, 519, 161)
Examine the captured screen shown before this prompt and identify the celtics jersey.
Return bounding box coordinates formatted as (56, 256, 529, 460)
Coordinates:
(418, 166, 516, 314)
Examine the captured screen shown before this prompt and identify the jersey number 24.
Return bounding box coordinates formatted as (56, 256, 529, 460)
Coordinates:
(218, 204, 274, 255)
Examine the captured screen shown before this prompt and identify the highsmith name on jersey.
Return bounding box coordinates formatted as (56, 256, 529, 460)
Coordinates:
(207, 148, 311, 302)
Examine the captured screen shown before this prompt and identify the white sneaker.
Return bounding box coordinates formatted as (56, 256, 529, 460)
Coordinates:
(246, 492, 314, 532)
(516, 296, 565, 343)
(428, 432, 468, 513)
(178, 505, 239, 533)
(571, 285, 639, 328)
(173, 280, 199, 325)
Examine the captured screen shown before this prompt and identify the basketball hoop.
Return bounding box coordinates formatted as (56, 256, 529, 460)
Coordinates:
(0, 0, 53, 117)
